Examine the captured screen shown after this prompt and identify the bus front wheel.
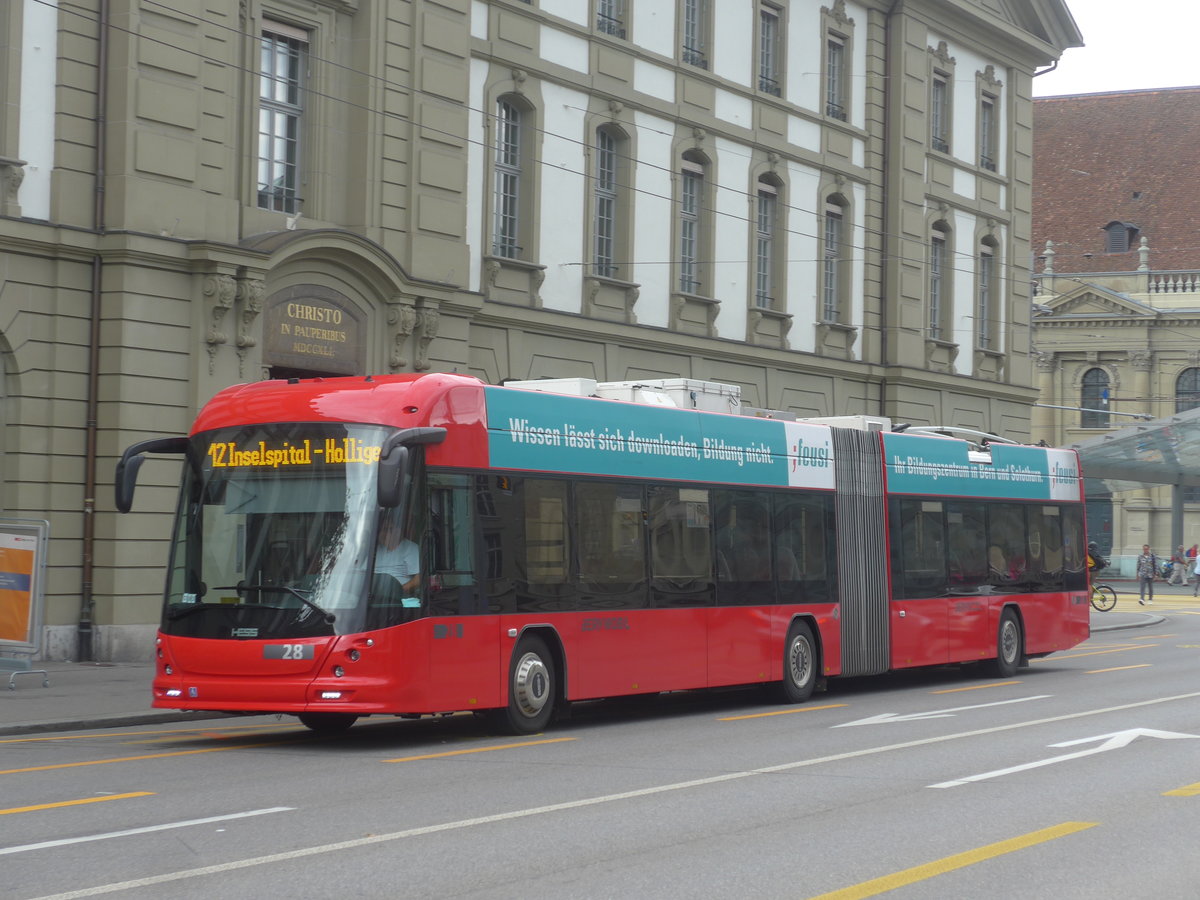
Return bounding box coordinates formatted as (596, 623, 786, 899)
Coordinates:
(499, 635, 556, 734)
(991, 609, 1022, 678)
(779, 621, 817, 703)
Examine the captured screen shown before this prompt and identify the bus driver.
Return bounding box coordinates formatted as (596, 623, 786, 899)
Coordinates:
(375, 516, 420, 597)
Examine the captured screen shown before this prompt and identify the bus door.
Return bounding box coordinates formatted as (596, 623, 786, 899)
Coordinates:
(710, 490, 774, 686)
(945, 501, 990, 662)
(647, 486, 711, 691)
(423, 474, 501, 710)
(889, 499, 950, 667)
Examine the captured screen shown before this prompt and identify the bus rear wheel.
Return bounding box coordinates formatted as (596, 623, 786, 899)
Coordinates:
(778, 621, 816, 703)
(298, 713, 358, 733)
(498, 635, 556, 734)
(991, 609, 1022, 678)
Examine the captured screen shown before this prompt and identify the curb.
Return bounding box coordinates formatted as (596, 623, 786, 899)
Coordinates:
(0, 710, 231, 738)
(1089, 613, 1166, 633)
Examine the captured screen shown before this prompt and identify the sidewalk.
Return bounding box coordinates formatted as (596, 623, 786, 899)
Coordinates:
(0, 660, 227, 737)
(1, 600, 1170, 736)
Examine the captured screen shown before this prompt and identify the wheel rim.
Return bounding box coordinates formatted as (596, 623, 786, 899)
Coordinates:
(787, 634, 812, 688)
(513, 651, 550, 718)
(1000, 618, 1019, 663)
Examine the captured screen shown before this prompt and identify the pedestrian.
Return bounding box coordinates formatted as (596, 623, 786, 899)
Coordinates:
(1136, 544, 1156, 605)
(1188, 544, 1198, 583)
(1169, 545, 1187, 585)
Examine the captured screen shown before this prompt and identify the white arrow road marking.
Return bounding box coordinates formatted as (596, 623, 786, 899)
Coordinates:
(834, 695, 1051, 727)
(930, 728, 1200, 788)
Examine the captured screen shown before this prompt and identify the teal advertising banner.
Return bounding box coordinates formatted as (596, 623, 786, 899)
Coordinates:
(484, 388, 836, 490)
(883, 434, 1080, 500)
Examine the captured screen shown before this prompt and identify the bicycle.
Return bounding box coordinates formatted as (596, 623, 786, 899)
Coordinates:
(1090, 581, 1117, 612)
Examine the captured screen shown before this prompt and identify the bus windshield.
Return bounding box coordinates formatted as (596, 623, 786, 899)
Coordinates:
(162, 423, 393, 639)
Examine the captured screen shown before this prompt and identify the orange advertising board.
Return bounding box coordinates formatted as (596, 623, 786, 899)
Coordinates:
(0, 530, 37, 645)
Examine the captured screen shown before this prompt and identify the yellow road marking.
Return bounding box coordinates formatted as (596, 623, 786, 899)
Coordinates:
(0, 792, 154, 815)
(1165, 782, 1200, 797)
(385, 737, 575, 762)
(808, 821, 1097, 900)
(0, 722, 293, 744)
(0, 740, 301, 775)
(931, 681, 1020, 694)
(1085, 664, 1151, 674)
(719, 703, 847, 721)
(1041, 644, 1158, 661)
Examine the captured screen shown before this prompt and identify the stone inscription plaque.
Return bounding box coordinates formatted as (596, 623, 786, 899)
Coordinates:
(263, 285, 365, 375)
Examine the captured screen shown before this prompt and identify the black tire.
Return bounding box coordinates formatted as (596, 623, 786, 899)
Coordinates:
(991, 609, 1022, 678)
(1091, 584, 1117, 612)
(298, 713, 358, 733)
(778, 620, 817, 703)
(498, 635, 556, 734)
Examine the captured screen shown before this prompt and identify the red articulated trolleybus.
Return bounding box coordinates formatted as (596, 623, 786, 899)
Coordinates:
(116, 373, 1090, 734)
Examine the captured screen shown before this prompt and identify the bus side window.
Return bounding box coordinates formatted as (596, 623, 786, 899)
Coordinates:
(988, 503, 1027, 588)
(648, 486, 713, 608)
(946, 501, 987, 592)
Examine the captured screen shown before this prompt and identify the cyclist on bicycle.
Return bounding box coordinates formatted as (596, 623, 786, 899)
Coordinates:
(1087, 541, 1107, 576)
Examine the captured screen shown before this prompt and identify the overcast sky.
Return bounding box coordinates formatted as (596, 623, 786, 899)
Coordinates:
(1033, 3, 1200, 97)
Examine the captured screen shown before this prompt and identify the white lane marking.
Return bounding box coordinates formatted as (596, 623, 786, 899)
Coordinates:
(28, 690, 1200, 900)
(2, 808, 293, 856)
(930, 727, 1200, 788)
(834, 695, 1051, 727)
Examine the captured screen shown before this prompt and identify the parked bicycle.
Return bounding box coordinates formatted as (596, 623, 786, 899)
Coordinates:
(1090, 581, 1117, 612)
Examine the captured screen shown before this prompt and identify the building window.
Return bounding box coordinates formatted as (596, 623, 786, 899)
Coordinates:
(678, 155, 707, 295)
(681, 0, 709, 69)
(597, 0, 626, 38)
(1177, 368, 1200, 413)
(931, 73, 950, 153)
(976, 244, 995, 348)
(755, 180, 778, 308)
(979, 94, 997, 171)
(258, 22, 307, 214)
(929, 228, 947, 339)
(822, 198, 845, 322)
(493, 98, 523, 258)
(1081, 368, 1110, 429)
(758, 5, 782, 96)
(593, 127, 620, 278)
(825, 35, 847, 121)
(1104, 221, 1138, 254)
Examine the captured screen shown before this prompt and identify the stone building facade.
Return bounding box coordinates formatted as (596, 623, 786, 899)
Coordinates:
(1032, 88, 1200, 560)
(0, 0, 1079, 660)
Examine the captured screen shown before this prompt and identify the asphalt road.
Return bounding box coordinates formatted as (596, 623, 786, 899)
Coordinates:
(5, 601, 1200, 899)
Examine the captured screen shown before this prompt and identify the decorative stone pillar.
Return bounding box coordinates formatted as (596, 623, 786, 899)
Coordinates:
(1130, 349, 1156, 521)
(1032, 350, 1059, 442)
(387, 297, 419, 371)
(235, 275, 265, 378)
(1041, 240, 1055, 275)
(203, 273, 237, 375)
(415, 302, 440, 371)
(0, 157, 26, 218)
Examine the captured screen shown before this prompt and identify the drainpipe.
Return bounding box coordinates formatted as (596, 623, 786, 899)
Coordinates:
(877, 0, 902, 417)
(79, 0, 109, 661)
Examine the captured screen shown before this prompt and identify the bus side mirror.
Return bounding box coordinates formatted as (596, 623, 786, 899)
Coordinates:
(115, 436, 188, 513)
(377, 445, 409, 509)
(375, 427, 447, 508)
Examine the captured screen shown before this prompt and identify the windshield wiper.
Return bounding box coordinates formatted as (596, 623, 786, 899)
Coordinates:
(165, 601, 218, 621)
(214, 583, 337, 624)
